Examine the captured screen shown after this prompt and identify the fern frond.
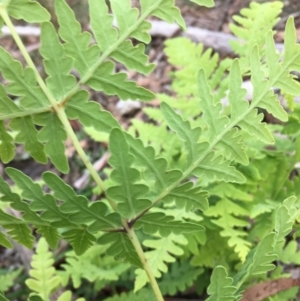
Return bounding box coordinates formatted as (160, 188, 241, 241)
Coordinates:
(0, 121, 15, 163)
(129, 119, 181, 158)
(25, 238, 61, 301)
(33, 113, 69, 173)
(228, 60, 273, 144)
(54, 0, 99, 76)
(85, 0, 154, 99)
(107, 128, 152, 219)
(5, 168, 73, 227)
(159, 261, 203, 295)
(42, 172, 122, 232)
(0, 83, 22, 117)
(193, 153, 245, 183)
(229, 1, 283, 58)
(40, 22, 76, 100)
(206, 266, 236, 301)
(62, 229, 96, 256)
(126, 133, 182, 195)
(205, 198, 251, 261)
(164, 38, 219, 96)
(59, 245, 129, 288)
(0, 232, 13, 249)
(134, 233, 187, 291)
(87, 61, 154, 100)
(9, 117, 47, 163)
(161, 182, 208, 212)
(65, 90, 119, 133)
(135, 212, 204, 236)
(0, 209, 34, 248)
(6, 0, 50, 23)
(0, 268, 22, 292)
(161, 102, 208, 167)
(140, 0, 185, 29)
(97, 232, 142, 268)
(0, 47, 47, 109)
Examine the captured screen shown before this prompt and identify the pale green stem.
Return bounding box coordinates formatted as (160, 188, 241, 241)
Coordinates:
(1, 9, 164, 301)
(125, 224, 165, 301)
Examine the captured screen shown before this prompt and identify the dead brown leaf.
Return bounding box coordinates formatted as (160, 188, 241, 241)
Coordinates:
(241, 278, 300, 301)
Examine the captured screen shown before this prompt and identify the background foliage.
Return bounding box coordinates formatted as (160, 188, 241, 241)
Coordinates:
(0, 0, 299, 300)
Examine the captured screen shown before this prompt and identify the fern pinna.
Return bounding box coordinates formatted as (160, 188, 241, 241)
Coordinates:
(0, 0, 300, 300)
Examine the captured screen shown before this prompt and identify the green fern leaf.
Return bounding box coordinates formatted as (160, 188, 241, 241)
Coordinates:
(161, 182, 208, 212)
(65, 90, 119, 133)
(98, 232, 142, 268)
(198, 69, 229, 140)
(109, 0, 154, 73)
(88, 0, 118, 51)
(140, 0, 185, 30)
(9, 117, 47, 163)
(55, 0, 99, 76)
(238, 110, 273, 143)
(228, 59, 273, 143)
(0, 176, 47, 224)
(229, 1, 283, 58)
(0, 122, 15, 163)
(5, 168, 73, 227)
(107, 128, 152, 219)
(197, 69, 249, 165)
(284, 17, 300, 70)
(0, 176, 60, 248)
(193, 153, 245, 183)
(34, 113, 69, 173)
(0, 47, 48, 108)
(6, 0, 50, 23)
(36, 226, 60, 250)
(126, 133, 182, 195)
(112, 40, 154, 74)
(87, 0, 154, 99)
(40, 22, 76, 100)
(161, 102, 208, 167)
(0, 268, 22, 292)
(135, 234, 187, 291)
(164, 38, 219, 96)
(233, 233, 277, 288)
(217, 128, 248, 165)
(110, 0, 149, 41)
(205, 198, 251, 261)
(42, 172, 122, 231)
(0, 210, 34, 248)
(25, 238, 61, 300)
(206, 266, 236, 301)
(267, 21, 300, 96)
(62, 229, 96, 256)
(0, 84, 22, 117)
(60, 245, 129, 288)
(86, 61, 154, 101)
(0, 232, 13, 249)
(251, 46, 288, 121)
(160, 261, 203, 295)
(135, 212, 204, 236)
